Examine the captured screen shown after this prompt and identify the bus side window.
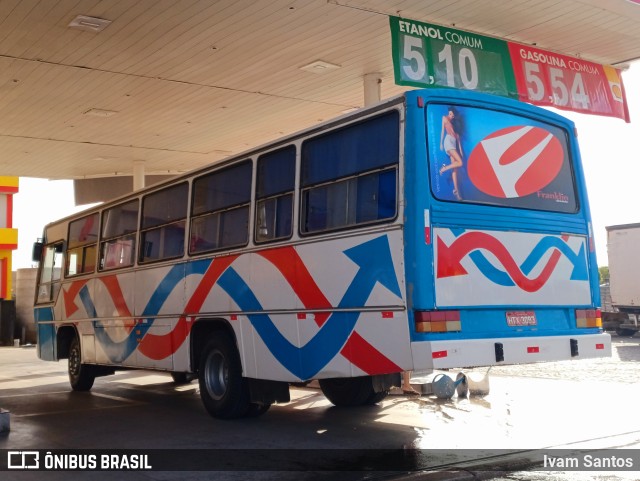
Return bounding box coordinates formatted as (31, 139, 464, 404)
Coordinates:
(37, 242, 64, 303)
(255, 146, 295, 244)
(139, 183, 188, 263)
(190, 161, 252, 254)
(66, 213, 99, 276)
(300, 111, 399, 235)
(100, 199, 139, 270)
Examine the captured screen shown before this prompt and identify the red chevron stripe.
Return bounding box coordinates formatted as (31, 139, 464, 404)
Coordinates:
(100, 275, 136, 334)
(259, 246, 401, 374)
(138, 256, 238, 360)
(95, 245, 402, 373)
(437, 232, 563, 292)
(258, 247, 331, 325)
(63, 280, 89, 317)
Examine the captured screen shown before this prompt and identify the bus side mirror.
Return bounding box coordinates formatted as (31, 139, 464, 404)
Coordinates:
(32, 241, 43, 263)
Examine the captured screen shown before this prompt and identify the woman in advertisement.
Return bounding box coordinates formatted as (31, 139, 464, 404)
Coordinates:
(439, 106, 464, 200)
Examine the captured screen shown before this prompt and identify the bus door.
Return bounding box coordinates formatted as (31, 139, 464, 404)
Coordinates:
(35, 241, 64, 360)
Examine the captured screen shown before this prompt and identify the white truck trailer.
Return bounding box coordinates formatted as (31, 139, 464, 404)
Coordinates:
(604, 223, 640, 336)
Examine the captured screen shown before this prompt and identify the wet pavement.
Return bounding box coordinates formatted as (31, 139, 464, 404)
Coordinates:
(0, 336, 638, 480)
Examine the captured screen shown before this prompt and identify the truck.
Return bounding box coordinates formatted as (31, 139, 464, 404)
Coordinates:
(603, 223, 640, 336)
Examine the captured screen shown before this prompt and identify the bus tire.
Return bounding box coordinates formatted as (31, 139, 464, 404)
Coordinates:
(319, 376, 377, 407)
(365, 390, 389, 405)
(198, 333, 250, 419)
(68, 337, 96, 392)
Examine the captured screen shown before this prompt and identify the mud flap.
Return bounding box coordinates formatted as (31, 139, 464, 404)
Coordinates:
(247, 378, 291, 404)
(372, 372, 401, 392)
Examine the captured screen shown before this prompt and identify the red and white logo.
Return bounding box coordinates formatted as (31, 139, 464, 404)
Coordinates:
(467, 126, 563, 198)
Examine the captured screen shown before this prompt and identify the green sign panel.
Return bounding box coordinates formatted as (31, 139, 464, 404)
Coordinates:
(390, 16, 517, 98)
(390, 15, 630, 122)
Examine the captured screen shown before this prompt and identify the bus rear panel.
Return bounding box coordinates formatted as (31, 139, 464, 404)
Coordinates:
(403, 90, 609, 371)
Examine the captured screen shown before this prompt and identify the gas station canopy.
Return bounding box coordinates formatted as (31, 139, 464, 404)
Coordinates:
(1, 0, 639, 182)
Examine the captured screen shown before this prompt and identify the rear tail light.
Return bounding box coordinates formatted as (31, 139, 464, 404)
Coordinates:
(575, 309, 602, 328)
(415, 310, 461, 333)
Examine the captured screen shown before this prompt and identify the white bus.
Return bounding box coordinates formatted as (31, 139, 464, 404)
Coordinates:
(33, 88, 610, 418)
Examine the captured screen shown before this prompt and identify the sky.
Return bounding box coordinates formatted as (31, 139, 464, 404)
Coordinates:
(10, 61, 640, 270)
(556, 60, 640, 266)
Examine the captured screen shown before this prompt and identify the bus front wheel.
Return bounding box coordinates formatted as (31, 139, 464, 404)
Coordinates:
(68, 337, 96, 391)
(198, 333, 251, 419)
(319, 376, 386, 407)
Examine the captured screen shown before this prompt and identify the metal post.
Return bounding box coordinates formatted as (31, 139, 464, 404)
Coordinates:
(363, 73, 382, 106)
(133, 160, 145, 191)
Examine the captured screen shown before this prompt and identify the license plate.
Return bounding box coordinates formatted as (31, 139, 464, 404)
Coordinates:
(506, 311, 537, 326)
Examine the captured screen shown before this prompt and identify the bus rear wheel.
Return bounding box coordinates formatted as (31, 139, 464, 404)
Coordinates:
(319, 376, 384, 407)
(68, 337, 95, 391)
(198, 333, 251, 419)
(365, 390, 389, 405)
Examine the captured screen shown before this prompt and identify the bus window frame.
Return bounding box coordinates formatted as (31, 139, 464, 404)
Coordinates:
(298, 110, 401, 237)
(254, 145, 296, 245)
(35, 240, 64, 304)
(65, 213, 99, 278)
(189, 160, 252, 255)
(99, 198, 140, 271)
(138, 182, 189, 265)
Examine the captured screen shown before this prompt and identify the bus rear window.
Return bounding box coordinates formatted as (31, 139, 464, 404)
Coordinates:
(427, 104, 578, 213)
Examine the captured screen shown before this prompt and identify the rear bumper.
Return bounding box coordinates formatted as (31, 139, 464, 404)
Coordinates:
(411, 333, 611, 370)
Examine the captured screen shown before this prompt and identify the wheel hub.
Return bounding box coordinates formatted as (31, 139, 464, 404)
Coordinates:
(69, 347, 80, 376)
(204, 350, 228, 401)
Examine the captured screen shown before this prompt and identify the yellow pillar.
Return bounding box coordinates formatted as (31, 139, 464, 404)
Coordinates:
(0, 177, 19, 299)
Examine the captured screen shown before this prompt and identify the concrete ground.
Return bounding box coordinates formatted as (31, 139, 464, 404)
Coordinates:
(1, 338, 639, 480)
